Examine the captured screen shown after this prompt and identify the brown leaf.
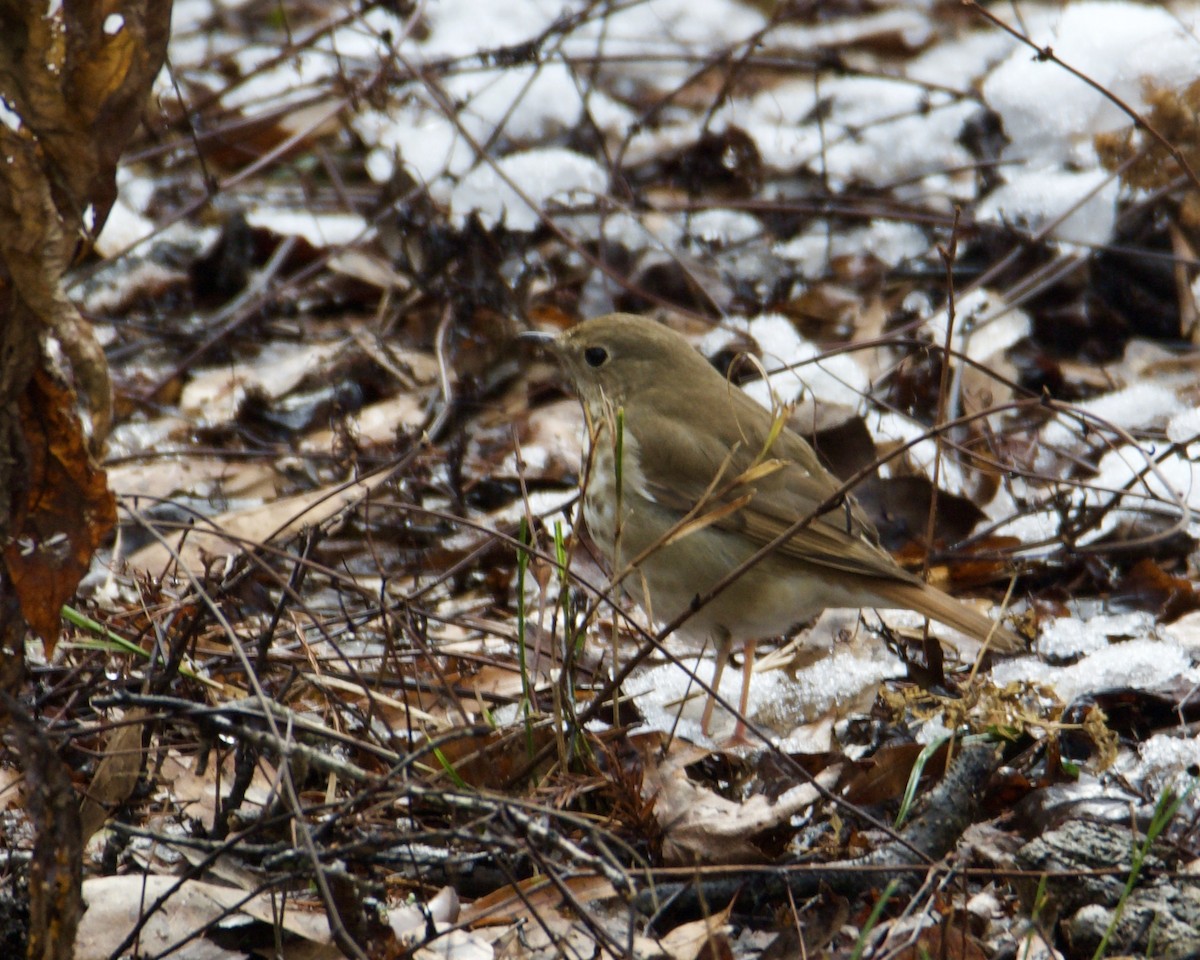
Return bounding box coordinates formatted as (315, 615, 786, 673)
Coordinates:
(855, 475, 986, 555)
(639, 737, 826, 865)
(660, 127, 763, 199)
(658, 907, 734, 960)
(460, 874, 616, 926)
(766, 889, 851, 957)
(891, 918, 990, 960)
(806, 415, 879, 482)
(432, 726, 562, 789)
(0, 1, 172, 448)
(4, 368, 116, 651)
(124, 469, 393, 576)
(839, 742, 930, 807)
(1116, 557, 1200, 621)
(79, 712, 145, 843)
(76, 876, 335, 959)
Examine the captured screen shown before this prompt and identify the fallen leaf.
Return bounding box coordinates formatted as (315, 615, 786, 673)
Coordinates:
(76, 876, 335, 960)
(4, 368, 116, 652)
(460, 874, 616, 926)
(658, 906, 734, 960)
(79, 712, 145, 843)
(124, 468, 395, 576)
(640, 737, 831, 865)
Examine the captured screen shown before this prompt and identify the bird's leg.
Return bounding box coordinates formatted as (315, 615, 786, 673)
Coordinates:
(730, 637, 757, 744)
(700, 629, 732, 736)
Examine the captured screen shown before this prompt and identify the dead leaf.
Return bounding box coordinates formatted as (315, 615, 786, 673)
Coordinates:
(431, 725, 564, 789)
(758, 890, 850, 957)
(4, 368, 116, 651)
(890, 918, 990, 960)
(839, 742, 931, 807)
(301, 391, 428, 451)
(179, 342, 343, 422)
(158, 750, 279, 828)
(76, 876, 336, 960)
(460, 874, 616, 926)
(109, 456, 283, 503)
(640, 737, 830, 865)
(658, 906, 734, 960)
(1116, 557, 1200, 621)
(0, 766, 20, 810)
(124, 468, 394, 576)
(79, 712, 145, 843)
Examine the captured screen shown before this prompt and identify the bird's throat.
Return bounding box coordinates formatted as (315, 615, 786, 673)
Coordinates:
(582, 414, 647, 565)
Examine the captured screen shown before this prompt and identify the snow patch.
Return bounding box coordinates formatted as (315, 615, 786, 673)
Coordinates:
(924, 288, 1031, 362)
(1041, 383, 1184, 452)
(445, 62, 634, 145)
(1036, 612, 1157, 659)
(699, 314, 869, 413)
(991, 637, 1195, 705)
(775, 220, 931, 275)
(245, 208, 367, 247)
(447, 148, 607, 230)
(983, 2, 1200, 166)
(685, 209, 763, 248)
(94, 198, 158, 257)
(976, 166, 1118, 246)
(1167, 407, 1200, 445)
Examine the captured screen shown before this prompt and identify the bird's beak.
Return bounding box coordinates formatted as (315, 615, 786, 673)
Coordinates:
(518, 328, 562, 363)
(518, 328, 558, 346)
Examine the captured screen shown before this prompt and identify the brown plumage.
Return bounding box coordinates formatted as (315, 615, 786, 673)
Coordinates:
(549, 313, 1024, 739)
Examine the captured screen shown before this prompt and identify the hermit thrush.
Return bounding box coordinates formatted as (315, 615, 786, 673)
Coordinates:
(543, 313, 1024, 739)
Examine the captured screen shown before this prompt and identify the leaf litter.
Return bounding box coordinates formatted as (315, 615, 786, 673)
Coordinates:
(6, 1, 1200, 958)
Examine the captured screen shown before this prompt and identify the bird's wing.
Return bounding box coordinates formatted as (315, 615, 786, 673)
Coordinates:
(632, 401, 914, 583)
(734, 459, 915, 581)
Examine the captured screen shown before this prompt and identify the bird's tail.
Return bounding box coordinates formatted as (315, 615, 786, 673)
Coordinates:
(872, 578, 1026, 653)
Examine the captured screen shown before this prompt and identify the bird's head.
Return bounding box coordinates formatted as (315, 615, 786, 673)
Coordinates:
(543, 313, 716, 418)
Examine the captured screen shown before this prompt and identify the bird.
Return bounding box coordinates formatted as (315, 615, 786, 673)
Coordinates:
(542, 313, 1024, 741)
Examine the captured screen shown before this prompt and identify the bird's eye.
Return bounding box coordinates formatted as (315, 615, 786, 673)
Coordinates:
(584, 346, 609, 368)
